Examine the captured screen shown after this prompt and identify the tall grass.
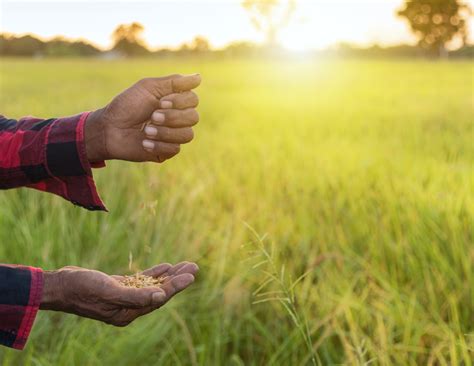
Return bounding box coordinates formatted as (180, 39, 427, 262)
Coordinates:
(0, 58, 472, 365)
(246, 225, 318, 365)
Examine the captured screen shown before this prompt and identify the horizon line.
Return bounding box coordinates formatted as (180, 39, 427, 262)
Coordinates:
(3, 30, 472, 53)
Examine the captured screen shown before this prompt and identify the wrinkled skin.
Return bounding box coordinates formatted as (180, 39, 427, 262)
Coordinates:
(41, 262, 199, 326)
(41, 75, 202, 327)
(85, 74, 201, 163)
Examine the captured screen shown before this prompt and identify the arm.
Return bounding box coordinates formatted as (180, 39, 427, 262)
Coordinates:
(0, 73, 202, 349)
(0, 113, 106, 211)
(0, 73, 201, 211)
(0, 262, 198, 350)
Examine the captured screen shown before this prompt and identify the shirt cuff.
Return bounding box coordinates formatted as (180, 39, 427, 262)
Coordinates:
(0, 265, 43, 350)
(11, 267, 43, 350)
(43, 112, 107, 211)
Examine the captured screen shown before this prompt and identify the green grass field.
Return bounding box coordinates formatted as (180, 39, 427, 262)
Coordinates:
(0, 58, 472, 365)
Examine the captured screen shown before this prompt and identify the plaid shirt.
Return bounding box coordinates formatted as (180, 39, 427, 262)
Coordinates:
(0, 112, 106, 349)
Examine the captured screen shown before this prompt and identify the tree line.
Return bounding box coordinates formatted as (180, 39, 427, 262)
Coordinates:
(1, 0, 472, 58)
(1, 31, 472, 59)
(243, 0, 471, 58)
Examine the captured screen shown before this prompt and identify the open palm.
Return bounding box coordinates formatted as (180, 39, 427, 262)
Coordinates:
(41, 262, 199, 327)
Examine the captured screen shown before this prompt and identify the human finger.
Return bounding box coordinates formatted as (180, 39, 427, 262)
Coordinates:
(110, 275, 194, 325)
(158, 273, 196, 301)
(140, 263, 172, 277)
(144, 126, 194, 144)
(164, 262, 199, 277)
(159, 91, 199, 110)
(150, 108, 199, 128)
(105, 285, 165, 308)
(141, 141, 180, 162)
(141, 74, 201, 98)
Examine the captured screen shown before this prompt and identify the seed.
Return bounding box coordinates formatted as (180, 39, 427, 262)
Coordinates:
(119, 274, 168, 288)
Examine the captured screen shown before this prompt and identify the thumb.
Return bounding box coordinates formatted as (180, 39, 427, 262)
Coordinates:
(142, 74, 202, 98)
(110, 286, 164, 308)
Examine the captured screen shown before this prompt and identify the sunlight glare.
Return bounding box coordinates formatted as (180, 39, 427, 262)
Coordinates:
(280, 26, 315, 52)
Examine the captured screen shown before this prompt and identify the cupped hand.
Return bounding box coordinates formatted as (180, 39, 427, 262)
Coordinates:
(41, 262, 199, 326)
(85, 74, 201, 163)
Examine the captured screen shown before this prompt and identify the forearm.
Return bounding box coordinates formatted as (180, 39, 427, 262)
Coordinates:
(40, 270, 63, 311)
(84, 108, 108, 163)
(0, 113, 106, 211)
(0, 115, 51, 187)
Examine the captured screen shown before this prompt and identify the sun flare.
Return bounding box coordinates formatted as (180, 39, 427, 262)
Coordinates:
(280, 27, 316, 52)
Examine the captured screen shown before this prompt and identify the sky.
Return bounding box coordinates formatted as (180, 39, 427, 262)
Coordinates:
(0, 0, 473, 51)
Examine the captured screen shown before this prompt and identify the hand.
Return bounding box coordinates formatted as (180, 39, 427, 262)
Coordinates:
(40, 262, 199, 326)
(85, 74, 201, 163)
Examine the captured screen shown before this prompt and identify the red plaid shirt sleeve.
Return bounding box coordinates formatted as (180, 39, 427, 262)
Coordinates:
(0, 112, 106, 211)
(0, 265, 43, 350)
(0, 113, 107, 349)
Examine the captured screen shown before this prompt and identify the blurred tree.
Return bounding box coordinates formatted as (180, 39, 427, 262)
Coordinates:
(223, 41, 259, 57)
(242, 0, 296, 47)
(191, 36, 210, 52)
(44, 37, 100, 57)
(0, 34, 44, 56)
(111, 22, 149, 56)
(179, 43, 191, 53)
(398, 0, 471, 57)
(0, 33, 100, 57)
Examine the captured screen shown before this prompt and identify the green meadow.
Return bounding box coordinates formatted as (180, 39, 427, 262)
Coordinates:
(0, 58, 472, 365)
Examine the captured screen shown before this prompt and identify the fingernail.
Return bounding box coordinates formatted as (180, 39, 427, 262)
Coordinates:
(152, 111, 165, 124)
(160, 100, 173, 109)
(144, 126, 158, 136)
(142, 140, 155, 151)
(152, 291, 166, 305)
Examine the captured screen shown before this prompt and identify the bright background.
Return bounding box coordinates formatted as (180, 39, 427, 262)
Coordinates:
(0, 1, 473, 365)
(1, 0, 473, 50)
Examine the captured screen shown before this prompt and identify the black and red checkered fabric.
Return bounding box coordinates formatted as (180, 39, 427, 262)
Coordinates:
(0, 112, 106, 349)
(0, 112, 106, 211)
(0, 265, 42, 349)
